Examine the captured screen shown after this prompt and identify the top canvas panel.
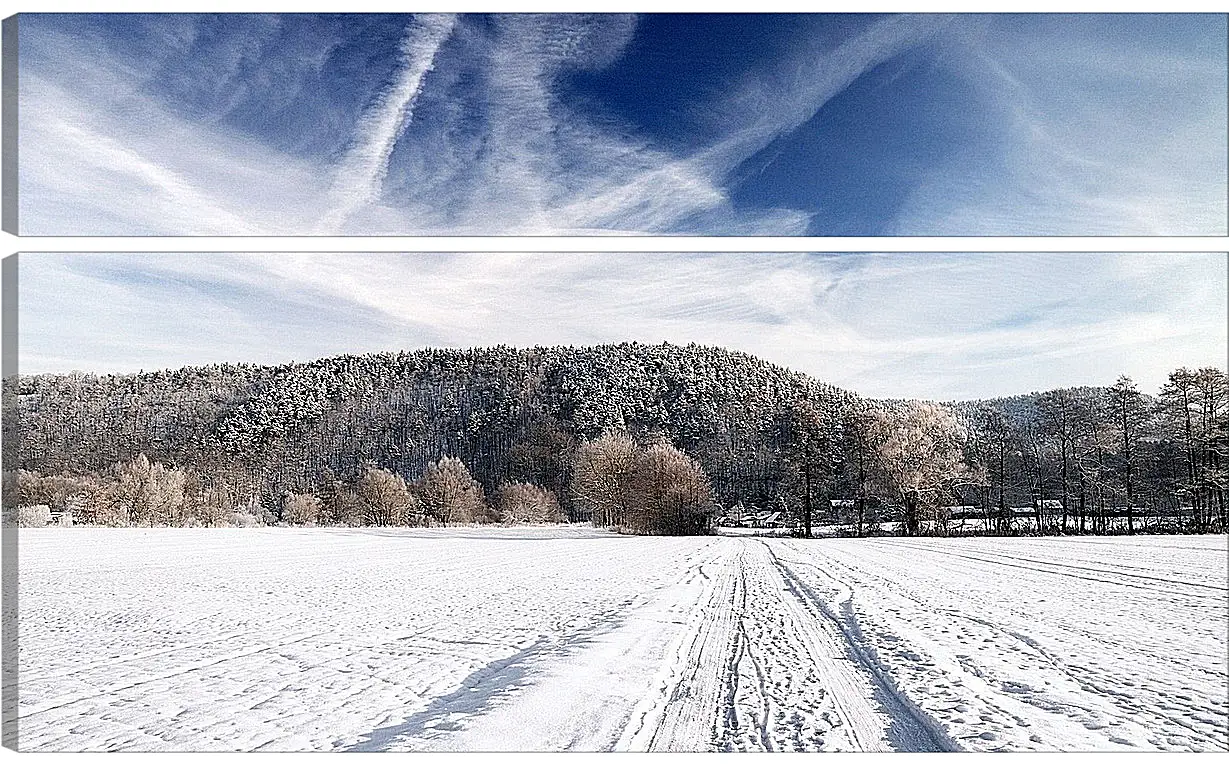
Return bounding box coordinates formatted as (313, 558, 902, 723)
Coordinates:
(8, 12, 1229, 236)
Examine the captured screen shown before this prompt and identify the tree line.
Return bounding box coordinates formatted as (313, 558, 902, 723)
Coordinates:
(11, 453, 567, 528)
(6, 343, 1225, 536)
(954, 369, 1228, 535)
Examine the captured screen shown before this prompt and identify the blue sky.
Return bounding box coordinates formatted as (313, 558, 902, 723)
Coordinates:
(17, 13, 1228, 235)
(17, 252, 1228, 401)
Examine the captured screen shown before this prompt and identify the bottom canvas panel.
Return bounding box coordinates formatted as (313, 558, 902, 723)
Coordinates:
(2, 251, 1228, 752)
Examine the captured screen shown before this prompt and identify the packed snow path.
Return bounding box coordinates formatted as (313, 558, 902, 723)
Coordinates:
(14, 529, 1228, 751)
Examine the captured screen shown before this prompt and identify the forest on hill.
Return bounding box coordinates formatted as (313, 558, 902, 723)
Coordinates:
(7, 343, 1227, 536)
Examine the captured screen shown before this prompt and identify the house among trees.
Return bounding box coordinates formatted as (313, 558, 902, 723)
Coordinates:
(830, 499, 855, 514)
(718, 502, 784, 529)
(751, 509, 784, 529)
(943, 505, 981, 518)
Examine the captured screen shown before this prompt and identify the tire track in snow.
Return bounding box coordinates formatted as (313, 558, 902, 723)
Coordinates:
(723, 540, 886, 751)
(19, 529, 723, 751)
(871, 540, 1222, 598)
(623, 538, 952, 752)
(347, 542, 738, 752)
(616, 543, 741, 751)
(714, 543, 776, 751)
(788, 537, 1228, 751)
(767, 541, 961, 752)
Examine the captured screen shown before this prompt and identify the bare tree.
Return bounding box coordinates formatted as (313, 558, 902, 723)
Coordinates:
(1159, 368, 1201, 528)
(1194, 367, 1228, 529)
(570, 431, 638, 528)
(509, 419, 577, 511)
(93, 454, 186, 527)
(869, 403, 970, 536)
(1070, 388, 1110, 534)
(356, 466, 422, 526)
(193, 482, 239, 527)
(283, 492, 323, 526)
(496, 482, 566, 524)
(1038, 389, 1080, 532)
(1110, 375, 1148, 534)
(418, 456, 485, 525)
(627, 442, 717, 536)
(779, 399, 840, 538)
(972, 405, 1014, 534)
(844, 404, 877, 536)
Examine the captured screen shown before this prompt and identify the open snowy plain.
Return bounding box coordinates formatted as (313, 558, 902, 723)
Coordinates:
(13, 528, 1228, 752)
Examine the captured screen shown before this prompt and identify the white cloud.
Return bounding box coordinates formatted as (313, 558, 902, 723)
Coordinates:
(19, 69, 328, 235)
(891, 21, 1228, 235)
(320, 14, 458, 233)
(17, 14, 1028, 236)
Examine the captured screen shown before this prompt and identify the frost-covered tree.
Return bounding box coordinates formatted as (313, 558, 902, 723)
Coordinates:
(12, 343, 852, 517)
(191, 483, 238, 527)
(10, 340, 1222, 536)
(16, 505, 52, 527)
(356, 466, 422, 526)
(1194, 367, 1228, 529)
(1109, 375, 1148, 534)
(317, 467, 362, 526)
(92, 454, 186, 527)
(967, 404, 1015, 534)
(1037, 389, 1084, 532)
(1156, 367, 1229, 530)
(778, 399, 842, 538)
(833, 403, 882, 536)
(570, 431, 638, 528)
(626, 442, 716, 536)
(231, 498, 268, 527)
(282, 492, 323, 526)
(495, 482, 566, 524)
(1066, 388, 1111, 534)
(870, 403, 970, 536)
(418, 457, 484, 525)
(1160, 368, 1201, 518)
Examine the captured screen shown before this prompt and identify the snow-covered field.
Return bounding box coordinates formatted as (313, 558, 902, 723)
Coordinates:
(13, 528, 1228, 752)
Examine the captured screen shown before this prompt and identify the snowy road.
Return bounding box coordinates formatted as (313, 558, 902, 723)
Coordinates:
(13, 529, 1228, 751)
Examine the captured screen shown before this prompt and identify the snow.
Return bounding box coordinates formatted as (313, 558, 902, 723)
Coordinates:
(14, 528, 1228, 751)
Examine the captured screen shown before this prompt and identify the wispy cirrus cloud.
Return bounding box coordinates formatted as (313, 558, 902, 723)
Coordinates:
(320, 13, 457, 233)
(18, 13, 1225, 235)
(17, 252, 1228, 401)
(891, 18, 1229, 235)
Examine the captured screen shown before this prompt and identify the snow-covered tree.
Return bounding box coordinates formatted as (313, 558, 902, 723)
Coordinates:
(495, 482, 566, 524)
(356, 466, 422, 526)
(1153, 367, 1228, 531)
(1109, 375, 1148, 534)
(570, 431, 638, 527)
(627, 442, 716, 536)
(16, 505, 51, 527)
(283, 492, 324, 526)
(10, 341, 1221, 536)
(93, 454, 186, 527)
(418, 457, 484, 525)
(192, 483, 238, 527)
(778, 399, 842, 538)
(870, 403, 971, 536)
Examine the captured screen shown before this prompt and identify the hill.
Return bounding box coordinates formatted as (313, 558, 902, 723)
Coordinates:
(15, 342, 857, 511)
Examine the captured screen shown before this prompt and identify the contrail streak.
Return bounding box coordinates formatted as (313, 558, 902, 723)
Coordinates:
(320, 13, 458, 233)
